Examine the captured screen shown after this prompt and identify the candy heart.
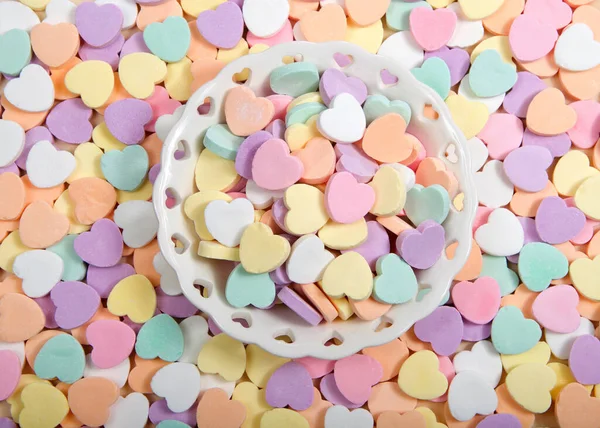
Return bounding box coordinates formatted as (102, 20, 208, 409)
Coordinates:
(398, 350, 448, 400)
(518, 242, 568, 292)
(535, 196, 586, 244)
(368, 165, 406, 217)
(532, 285, 579, 334)
(334, 144, 379, 184)
(491, 306, 541, 355)
(503, 146, 553, 192)
(105, 392, 150, 428)
(397, 220, 445, 270)
(321, 251, 373, 300)
(196, 1, 243, 49)
(143, 16, 190, 63)
(4, 64, 54, 113)
(135, 314, 183, 362)
(411, 57, 451, 99)
(34, 333, 85, 383)
(26, 140, 76, 189)
(226, 264, 276, 309)
(0, 122, 25, 171)
(65, 60, 114, 108)
(546, 317, 594, 360)
(404, 184, 450, 226)
(19, 200, 69, 249)
(325, 172, 375, 224)
(556, 383, 600, 428)
(475, 208, 524, 257)
(448, 371, 497, 421)
(46, 98, 93, 145)
(75, 2, 123, 47)
(469, 50, 517, 97)
(324, 406, 373, 428)
(86, 319, 135, 369)
(197, 334, 246, 382)
(50, 281, 100, 329)
(575, 174, 600, 221)
(0, 29, 31, 77)
(458, 0, 503, 19)
(509, 15, 558, 62)
(151, 362, 201, 413)
(318, 218, 368, 250)
(555, 23, 600, 72)
(204, 198, 254, 248)
(265, 361, 313, 410)
(118, 52, 167, 99)
(284, 184, 329, 235)
(13, 250, 63, 298)
(343, 221, 389, 271)
(0, 350, 20, 400)
(74, 218, 123, 268)
(292, 136, 336, 184)
(414, 306, 463, 356)
(101, 145, 149, 191)
(524, 0, 572, 30)
(425, 45, 471, 85)
(409, 7, 457, 52)
(503, 72, 547, 119)
(453, 340, 502, 388)
(317, 93, 366, 144)
(114, 200, 158, 249)
(445, 93, 489, 139)
(251, 138, 303, 191)
(19, 383, 69, 428)
(196, 388, 246, 428)
(385, 1, 431, 31)
(527, 88, 577, 136)
(0, 1, 40, 32)
(452, 277, 501, 325)
(285, 115, 322, 152)
(105, 98, 153, 146)
(363, 94, 411, 125)
(233, 131, 271, 179)
(506, 362, 556, 413)
(286, 234, 334, 284)
(68, 377, 119, 426)
(299, 4, 347, 43)
(107, 274, 156, 323)
(362, 113, 417, 164)
(373, 253, 417, 304)
(569, 334, 600, 385)
(30, 22, 79, 68)
(572, 253, 600, 298)
(334, 355, 382, 405)
(224, 86, 274, 137)
(239, 223, 290, 274)
(319, 68, 368, 106)
(377, 411, 427, 428)
(554, 150, 599, 197)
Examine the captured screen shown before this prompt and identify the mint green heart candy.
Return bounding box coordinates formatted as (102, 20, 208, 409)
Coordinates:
(0, 29, 32, 76)
(491, 306, 541, 355)
(411, 57, 451, 100)
(48, 235, 87, 281)
(203, 124, 245, 160)
(101, 145, 149, 191)
(157, 421, 191, 428)
(226, 264, 276, 309)
(386, 0, 432, 31)
(373, 254, 418, 304)
(34, 334, 85, 384)
(135, 314, 184, 362)
(518, 242, 568, 292)
(143, 16, 190, 63)
(481, 255, 519, 296)
(469, 50, 517, 97)
(404, 184, 450, 226)
(285, 102, 326, 126)
(270, 62, 320, 97)
(363, 95, 412, 125)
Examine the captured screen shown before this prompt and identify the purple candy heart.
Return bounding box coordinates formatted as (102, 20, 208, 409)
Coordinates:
(414, 306, 464, 356)
(75, 2, 123, 47)
(424, 46, 470, 86)
(535, 196, 586, 244)
(462, 318, 491, 342)
(503, 71, 546, 118)
(148, 163, 161, 184)
(196, 1, 244, 49)
(522, 128, 571, 158)
(319, 68, 368, 106)
(0, 164, 19, 175)
(86, 263, 135, 298)
(265, 119, 285, 140)
(156, 289, 198, 318)
(149, 399, 197, 426)
(277, 287, 323, 326)
(46, 99, 93, 145)
(34, 296, 58, 329)
(271, 198, 292, 234)
(17, 126, 55, 169)
(74, 219, 123, 268)
(105, 99, 153, 145)
(569, 334, 600, 384)
(503, 145, 553, 192)
(208, 317, 222, 335)
(396, 220, 445, 270)
(476, 413, 521, 428)
(0, 418, 17, 428)
(507, 217, 542, 263)
(335, 144, 378, 183)
(50, 281, 101, 329)
(269, 264, 291, 285)
(320, 374, 363, 408)
(341, 221, 390, 271)
(120, 32, 151, 58)
(266, 361, 314, 411)
(79, 33, 125, 71)
(235, 131, 272, 179)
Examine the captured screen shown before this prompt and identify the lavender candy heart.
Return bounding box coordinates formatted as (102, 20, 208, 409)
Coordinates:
(277, 287, 323, 326)
(424, 46, 470, 86)
(462, 318, 491, 342)
(271, 199, 293, 234)
(149, 399, 197, 426)
(79, 33, 125, 71)
(46, 99, 93, 145)
(266, 361, 314, 411)
(269, 264, 291, 285)
(396, 220, 445, 270)
(120, 32, 151, 58)
(0, 164, 19, 175)
(507, 217, 542, 263)
(319, 68, 368, 106)
(0, 418, 17, 428)
(569, 334, 600, 384)
(75, 2, 123, 47)
(522, 128, 571, 158)
(265, 119, 285, 140)
(335, 144, 378, 183)
(476, 414, 521, 428)
(235, 131, 272, 179)
(105, 99, 153, 145)
(34, 296, 58, 329)
(341, 221, 389, 271)
(74, 219, 123, 268)
(16, 126, 55, 169)
(156, 289, 198, 318)
(148, 163, 161, 184)
(86, 263, 135, 298)
(503, 145, 553, 192)
(50, 281, 101, 329)
(196, 1, 244, 49)
(320, 374, 363, 408)
(503, 72, 546, 118)
(414, 306, 464, 356)
(535, 196, 586, 245)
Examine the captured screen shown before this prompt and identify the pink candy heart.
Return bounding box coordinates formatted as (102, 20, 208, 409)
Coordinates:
(196, 1, 244, 49)
(333, 355, 383, 404)
(265, 361, 314, 411)
(325, 172, 375, 224)
(396, 220, 445, 270)
(50, 281, 101, 330)
(532, 285, 580, 333)
(414, 306, 464, 356)
(452, 277, 501, 325)
(478, 113, 524, 160)
(251, 138, 304, 191)
(0, 350, 20, 400)
(524, 0, 573, 30)
(535, 196, 586, 245)
(409, 8, 457, 52)
(87, 319, 136, 369)
(509, 14, 558, 62)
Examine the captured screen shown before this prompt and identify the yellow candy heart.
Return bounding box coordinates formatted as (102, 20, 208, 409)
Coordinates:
(459, 0, 504, 19)
(500, 341, 551, 373)
(415, 407, 448, 428)
(7, 375, 51, 421)
(119, 53, 167, 99)
(427, 0, 455, 7)
(233, 382, 273, 428)
(553, 150, 599, 197)
(239, 223, 290, 274)
(548, 362, 593, 400)
(20, 0, 49, 10)
(197, 333, 246, 381)
(92, 123, 127, 152)
(54, 190, 90, 234)
(67, 143, 104, 183)
(320, 251, 373, 300)
(398, 350, 448, 400)
(287, 92, 323, 112)
(0, 231, 30, 273)
(181, 0, 225, 17)
(284, 184, 329, 235)
(329, 297, 354, 320)
(217, 39, 250, 64)
(19, 383, 69, 428)
(198, 241, 241, 261)
(285, 115, 322, 151)
(246, 344, 290, 388)
(471, 36, 516, 67)
(318, 219, 368, 250)
(506, 362, 556, 413)
(446, 94, 489, 139)
(195, 149, 241, 191)
(184, 191, 233, 241)
(165, 57, 193, 102)
(345, 19, 383, 54)
(369, 165, 406, 216)
(570, 255, 600, 301)
(575, 174, 600, 220)
(107, 274, 157, 323)
(65, 60, 114, 108)
(117, 180, 153, 203)
(260, 409, 309, 428)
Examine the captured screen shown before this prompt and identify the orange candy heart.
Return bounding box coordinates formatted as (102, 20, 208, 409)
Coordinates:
(137, 0, 183, 30)
(376, 410, 426, 428)
(0, 220, 19, 243)
(293, 137, 336, 184)
(0, 275, 23, 299)
(556, 383, 600, 428)
(446, 239, 483, 281)
(191, 59, 226, 93)
(362, 114, 418, 163)
(128, 355, 169, 393)
(362, 339, 409, 382)
(224, 86, 275, 137)
(298, 387, 332, 428)
(196, 388, 247, 428)
(68, 377, 119, 427)
(133, 240, 161, 286)
(0, 293, 45, 342)
(51, 57, 81, 101)
(526, 88, 577, 136)
(22, 175, 65, 207)
(0, 172, 26, 221)
(299, 4, 347, 43)
(416, 157, 459, 197)
(1, 96, 49, 131)
(19, 200, 69, 249)
(346, 0, 390, 26)
(368, 382, 417, 418)
(559, 66, 600, 101)
(25, 330, 65, 368)
(510, 181, 558, 217)
(68, 177, 117, 225)
(31, 23, 80, 69)
(495, 383, 535, 428)
(349, 297, 391, 321)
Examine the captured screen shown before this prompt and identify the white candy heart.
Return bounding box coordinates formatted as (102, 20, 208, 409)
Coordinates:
(199, 373, 236, 398)
(325, 406, 374, 428)
(0, 341, 26, 368)
(474, 160, 514, 209)
(448, 371, 498, 422)
(4, 64, 55, 113)
(383, 163, 416, 190)
(459, 74, 505, 114)
(96, 0, 138, 29)
(545, 317, 594, 360)
(113, 200, 159, 249)
(155, 105, 185, 142)
(26, 140, 76, 188)
(43, 0, 76, 24)
(245, 179, 284, 209)
(153, 252, 182, 296)
(84, 354, 130, 387)
(453, 341, 502, 388)
(105, 393, 149, 428)
(447, 3, 484, 48)
(555, 23, 600, 72)
(13, 250, 64, 298)
(378, 31, 424, 70)
(286, 234, 334, 284)
(475, 208, 524, 257)
(243, 0, 290, 38)
(318, 93, 366, 144)
(0, 119, 25, 168)
(0, 1, 40, 34)
(151, 362, 202, 413)
(466, 137, 488, 172)
(204, 198, 255, 248)
(178, 316, 210, 364)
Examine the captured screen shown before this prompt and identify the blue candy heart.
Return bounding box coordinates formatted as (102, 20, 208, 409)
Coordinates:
(135, 314, 184, 362)
(518, 242, 568, 292)
(469, 50, 517, 97)
(101, 145, 149, 191)
(411, 57, 451, 100)
(491, 306, 541, 355)
(143, 16, 191, 63)
(363, 94, 412, 125)
(373, 254, 418, 304)
(34, 334, 85, 384)
(226, 264, 276, 309)
(0, 29, 31, 76)
(48, 235, 87, 281)
(480, 255, 519, 296)
(404, 184, 450, 226)
(203, 124, 245, 160)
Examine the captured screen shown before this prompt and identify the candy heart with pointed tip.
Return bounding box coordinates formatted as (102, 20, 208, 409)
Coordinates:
(325, 172, 375, 224)
(527, 88, 577, 136)
(415, 306, 463, 356)
(397, 220, 445, 270)
(13, 250, 64, 298)
(411, 57, 451, 99)
(225, 86, 275, 137)
(506, 362, 556, 413)
(26, 140, 76, 189)
(555, 23, 600, 72)
(404, 184, 450, 226)
(452, 277, 501, 325)
(491, 306, 541, 355)
(226, 264, 276, 309)
(87, 319, 135, 369)
(0, 293, 45, 342)
(410, 7, 457, 52)
(113, 200, 159, 249)
(104, 393, 150, 428)
(475, 208, 524, 257)
(286, 234, 334, 285)
(398, 350, 448, 400)
(363, 94, 412, 125)
(19, 383, 69, 428)
(319, 68, 368, 106)
(556, 383, 600, 428)
(318, 93, 366, 144)
(196, 388, 246, 428)
(252, 138, 303, 191)
(136, 314, 183, 362)
(74, 218, 123, 268)
(143, 16, 190, 63)
(107, 274, 156, 323)
(334, 355, 383, 405)
(19, 200, 69, 249)
(518, 242, 568, 292)
(469, 50, 517, 97)
(4, 64, 54, 113)
(151, 362, 201, 413)
(446, 93, 489, 139)
(197, 334, 246, 382)
(74, 2, 123, 47)
(101, 145, 149, 191)
(65, 60, 114, 108)
(34, 333, 85, 383)
(205, 198, 254, 248)
(50, 280, 100, 329)
(532, 285, 579, 334)
(196, 1, 243, 49)
(265, 361, 314, 411)
(239, 222, 291, 274)
(373, 253, 417, 305)
(68, 377, 119, 427)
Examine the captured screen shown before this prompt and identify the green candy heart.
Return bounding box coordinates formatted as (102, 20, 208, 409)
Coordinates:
(373, 254, 418, 304)
(203, 124, 245, 160)
(386, 0, 432, 31)
(48, 235, 87, 281)
(34, 334, 85, 384)
(363, 94, 412, 125)
(469, 50, 517, 97)
(411, 57, 451, 100)
(0, 29, 32, 76)
(135, 314, 184, 362)
(270, 62, 320, 97)
(101, 145, 149, 191)
(226, 264, 276, 309)
(518, 242, 568, 292)
(285, 102, 326, 126)
(481, 255, 519, 296)
(143, 16, 191, 63)
(157, 421, 191, 428)
(491, 305, 541, 355)
(404, 184, 450, 226)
